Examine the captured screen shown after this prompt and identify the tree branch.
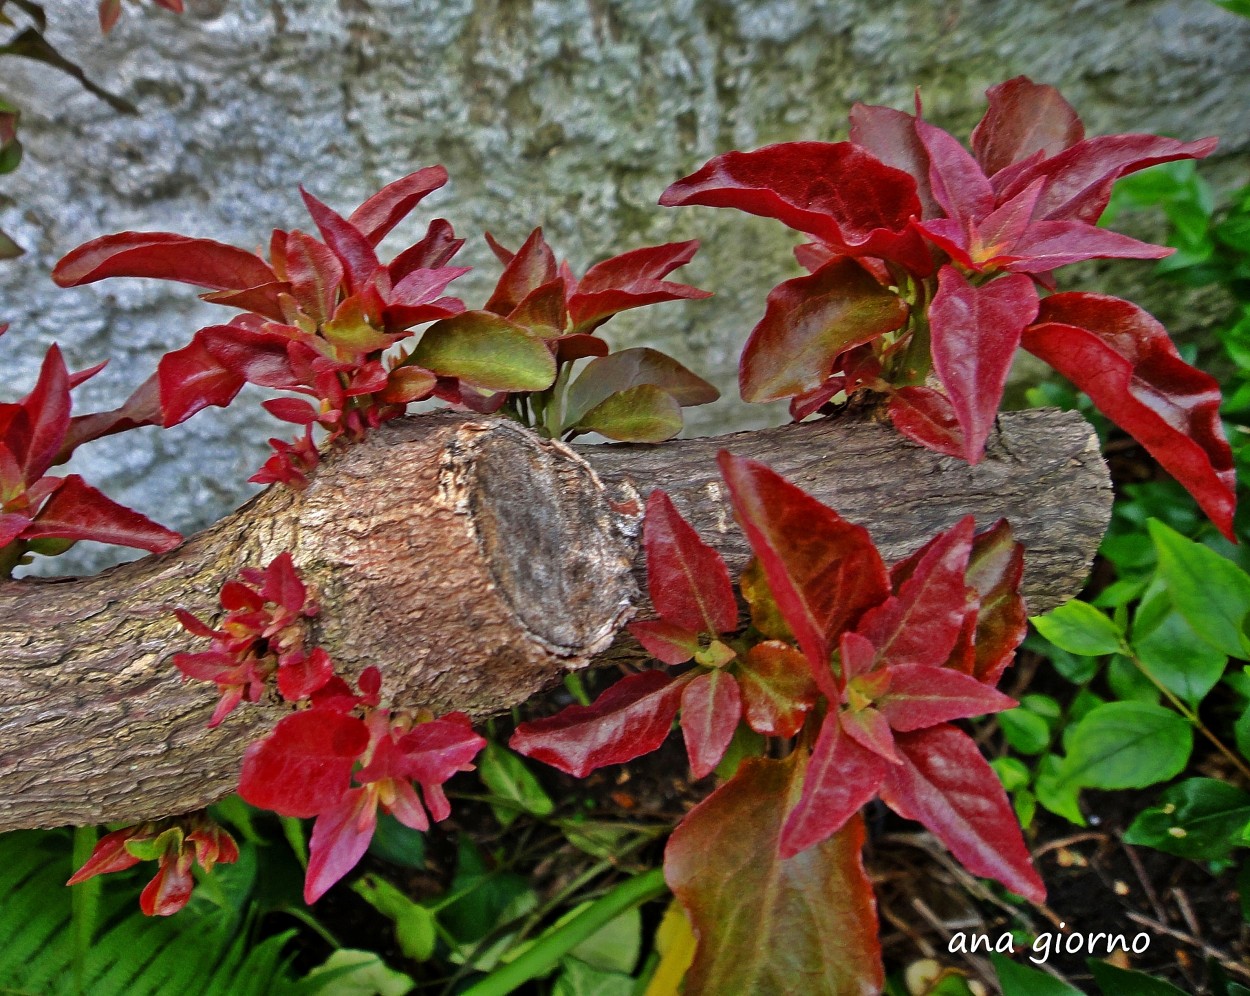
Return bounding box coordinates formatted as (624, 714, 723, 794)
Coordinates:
(0, 408, 1110, 831)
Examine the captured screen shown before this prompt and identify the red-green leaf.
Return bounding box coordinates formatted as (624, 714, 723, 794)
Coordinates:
(738, 257, 908, 403)
(410, 311, 556, 392)
(573, 385, 683, 442)
(140, 852, 195, 917)
(718, 452, 889, 699)
(970, 77, 1084, 177)
(565, 347, 718, 427)
(238, 710, 370, 818)
(876, 664, 1016, 731)
(568, 240, 711, 330)
(929, 267, 1039, 463)
(856, 516, 975, 669)
(67, 827, 145, 885)
(735, 640, 816, 738)
(965, 520, 1026, 683)
(53, 232, 277, 292)
(665, 753, 883, 995)
(628, 619, 701, 665)
(1023, 293, 1235, 539)
(680, 670, 742, 780)
(305, 787, 377, 903)
(780, 713, 887, 857)
(880, 724, 1045, 902)
(509, 670, 688, 778)
(347, 166, 449, 245)
(26, 475, 181, 553)
(641, 489, 738, 635)
(888, 386, 965, 459)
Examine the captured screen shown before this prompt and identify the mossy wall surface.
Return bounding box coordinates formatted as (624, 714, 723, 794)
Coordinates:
(3, 0, 1248, 571)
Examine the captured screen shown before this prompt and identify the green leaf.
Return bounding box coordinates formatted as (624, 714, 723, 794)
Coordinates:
(665, 753, 883, 994)
(999, 707, 1051, 755)
(301, 950, 415, 996)
(990, 756, 1030, 792)
(551, 957, 634, 996)
(1106, 653, 1160, 704)
(352, 873, 437, 962)
(479, 742, 555, 828)
(1149, 519, 1250, 657)
(367, 813, 425, 869)
(568, 906, 641, 974)
(571, 384, 683, 442)
(411, 311, 557, 392)
(1124, 778, 1250, 860)
(1236, 701, 1250, 761)
(1031, 600, 1124, 656)
(1034, 754, 1084, 825)
(1060, 702, 1193, 791)
(991, 952, 1083, 996)
(1087, 959, 1188, 995)
(563, 347, 717, 427)
(1212, 0, 1250, 17)
(1131, 584, 1228, 707)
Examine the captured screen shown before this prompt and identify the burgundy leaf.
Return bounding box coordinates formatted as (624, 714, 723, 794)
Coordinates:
(199, 282, 290, 323)
(996, 133, 1218, 223)
(680, 670, 742, 780)
(26, 475, 181, 553)
(67, 827, 145, 885)
(1003, 219, 1171, 272)
(157, 336, 246, 427)
(483, 228, 557, 317)
(284, 231, 345, 324)
(305, 787, 377, 903)
(628, 618, 701, 666)
(880, 724, 1045, 902)
(914, 118, 994, 228)
(971, 76, 1084, 177)
(840, 704, 900, 765)
(300, 188, 382, 294)
(849, 102, 939, 219)
(199, 324, 305, 391)
(347, 166, 449, 245)
(1023, 293, 1235, 538)
(738, 257, 908, 403)
(718, 452, 889, 699)
(888, 386, 965, 459)
(508, 279, 568, 337)
(19, 344, 71, 482)
(856, 516, 975, 669)
(238, 710, 370, 818)
(642, 489, 738, 635)
(509, 670, 689, 778)
(62, 372, 163, 455)
(389, 219, 464, 281)
(568, 240, 711, 330)
(780, 713, 887, 858)
(929, 267, 1039, 463)
(735, 640, 817, 738)
(876, 664, 1016, 731)
(964, 520, 1027, 683)
(53, 232, 277, 292)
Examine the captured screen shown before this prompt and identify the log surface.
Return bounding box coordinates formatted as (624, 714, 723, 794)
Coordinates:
(0, 408, 1110, 831)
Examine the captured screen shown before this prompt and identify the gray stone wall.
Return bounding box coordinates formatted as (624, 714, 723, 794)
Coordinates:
(3, 0, 1249, 574)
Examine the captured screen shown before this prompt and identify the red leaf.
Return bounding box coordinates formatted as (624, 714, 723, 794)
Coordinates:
(389, 218, 464, 281)
(1023, 293, 1235, 538)
(305, 787, 377, 903)
(856, 516, 975, 669)
(567, 240, 711, 330)
(888, 386, 965, 459)
(300, 188, 382, 294)
(263, 397, 319, 425)
(157, 336, 246, 426)
(665, 754, 883, 995)
(509, 670, 687, 778)
(660, 141, 929, 269)
(779, 712, 887, 858)
(278, 647, 334, 701)
(965, 520, 1027, 683)
(718, 452, 890, 699)
(914, 118, 994, 229)
(67, 827, 145, 885)
(1003, 219, 1171, 272)
(971, 76, 1084, 177)
(27, 475, 181, 553)
(347, 166, 449, 245)
(238, 710, 370, 818)
(199, 324, 305, 391)
(880, 724, 1045, 902)
(53, 232, 277, 292)
(628, 618, 701, 665)
(849, 102, 939, 220)
(18, 344, 71, 482)
(736, 640, 817, 738)
(140, 851, 195, 917)
(680, 670, 742, 780)
(642, 489, 738, 635)
(62, 372, 163, 455)
(995, 133, 1218, 223)
(389, 716, 486, 802)
(738, 257, 908, 403)
(484, 228, 557, 317)
(200, 282, 290, 322)
(840, 705, 900, 764)
(876, 664, 1016, 730)
(929, 267, 1039, 463)
(284, 231, 344, 324)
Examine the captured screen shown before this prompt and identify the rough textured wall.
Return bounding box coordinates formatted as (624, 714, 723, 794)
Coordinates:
(2, 0, 1248, 573)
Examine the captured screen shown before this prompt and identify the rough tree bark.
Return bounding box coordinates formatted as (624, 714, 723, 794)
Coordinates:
(0, 408, 1111, 831)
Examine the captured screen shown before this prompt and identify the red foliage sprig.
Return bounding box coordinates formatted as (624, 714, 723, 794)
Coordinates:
(661, 76, 1236, 538)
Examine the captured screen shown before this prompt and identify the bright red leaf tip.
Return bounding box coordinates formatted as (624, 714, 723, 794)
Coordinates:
(1023, 293, 1236, 539)
(717, 451, 889, 700)
(642, 489, 738, 636)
